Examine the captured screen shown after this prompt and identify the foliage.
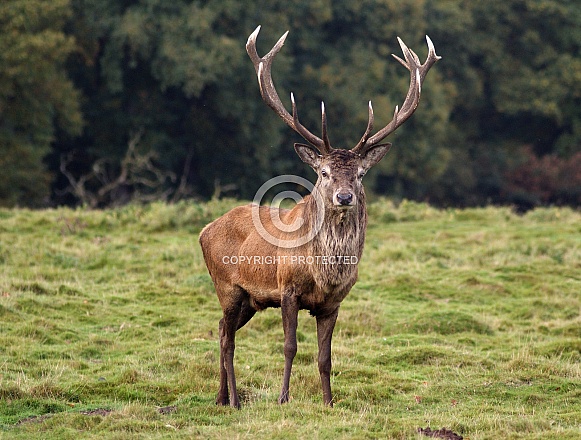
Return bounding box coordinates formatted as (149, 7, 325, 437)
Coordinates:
(0, 0, 82, 207)
(0, 0, 580, 208)
(504, 145, 581, 209)
(0, 201, 580, 438)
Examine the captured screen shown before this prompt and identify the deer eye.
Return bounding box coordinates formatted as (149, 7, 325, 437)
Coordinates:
(358, 171, 366, 179)
(321, 169, 329, 178)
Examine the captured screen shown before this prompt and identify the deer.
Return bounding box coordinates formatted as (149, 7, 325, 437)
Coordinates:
(199, 25, 440, 409)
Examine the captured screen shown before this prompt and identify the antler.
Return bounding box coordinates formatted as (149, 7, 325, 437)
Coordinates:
(246, 26, 332, 155)
(352, 36, 441, 154)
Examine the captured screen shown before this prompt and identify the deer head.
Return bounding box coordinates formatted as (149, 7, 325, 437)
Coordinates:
(246, 26, 441, 211)
(293, 144, 389, 211)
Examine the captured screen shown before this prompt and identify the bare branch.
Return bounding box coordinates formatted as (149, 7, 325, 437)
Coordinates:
(59, 129, 177, 208)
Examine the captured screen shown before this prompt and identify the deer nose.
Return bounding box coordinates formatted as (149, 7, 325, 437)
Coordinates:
(336, 192, 353, 206)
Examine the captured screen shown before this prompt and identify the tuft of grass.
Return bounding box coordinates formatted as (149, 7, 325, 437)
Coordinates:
(399, 310, 493, 335)
(0, 200, 580, 439)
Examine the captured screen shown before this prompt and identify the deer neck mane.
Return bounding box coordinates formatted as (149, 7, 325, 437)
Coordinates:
(302, 191, 368, 287)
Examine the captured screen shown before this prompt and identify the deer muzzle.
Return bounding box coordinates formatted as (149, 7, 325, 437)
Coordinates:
(334, 191, 355, 208)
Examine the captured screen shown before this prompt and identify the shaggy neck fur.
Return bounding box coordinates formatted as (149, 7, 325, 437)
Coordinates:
(303, 189, 368, 288)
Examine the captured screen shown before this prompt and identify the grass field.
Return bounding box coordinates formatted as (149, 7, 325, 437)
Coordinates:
(0, 200, 579, 439)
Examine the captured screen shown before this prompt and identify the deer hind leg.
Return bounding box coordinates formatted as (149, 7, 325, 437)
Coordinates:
(236, 295, 256, 330)
(217, 288, 256, 409)
(216, 317, 230, 406)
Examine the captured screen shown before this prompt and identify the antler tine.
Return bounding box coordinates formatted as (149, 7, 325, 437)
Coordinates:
(352, 36, 440, 154)
(422, 35, 441, 81)
(321, 102, 332, 153)
(245, 25, 263, 66)
(353, 101, 375, 153)
(246, 26, 330, 154)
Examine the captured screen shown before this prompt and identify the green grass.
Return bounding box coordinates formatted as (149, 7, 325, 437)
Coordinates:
(0, 199, 579, 439)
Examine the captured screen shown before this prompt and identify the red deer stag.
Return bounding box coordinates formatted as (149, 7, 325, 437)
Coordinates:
(199, 26, 440, 408)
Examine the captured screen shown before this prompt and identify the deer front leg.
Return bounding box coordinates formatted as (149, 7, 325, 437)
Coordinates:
(316, 307, 339, 406)
(279, 291, 300, 404)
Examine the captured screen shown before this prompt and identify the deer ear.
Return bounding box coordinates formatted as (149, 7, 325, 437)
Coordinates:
(294, 143, 322, 169)
(361, 143, 392, 171)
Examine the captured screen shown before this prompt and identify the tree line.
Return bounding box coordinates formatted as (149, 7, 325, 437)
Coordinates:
(0, 0, 579, 209)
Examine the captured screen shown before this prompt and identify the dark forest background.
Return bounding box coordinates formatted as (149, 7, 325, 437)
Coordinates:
(1, 0, 580, 209)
